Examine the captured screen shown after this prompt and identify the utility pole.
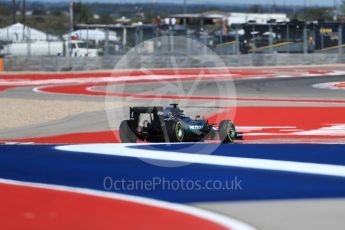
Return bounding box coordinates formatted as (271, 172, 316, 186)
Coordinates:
(272, 0, 276, 13)
(22, 0, 26, 25)
(68, 0, 74, 57)
(69, 0, 74, 33)
(12, 0, 16, 23)
(333, 0, 338, 21)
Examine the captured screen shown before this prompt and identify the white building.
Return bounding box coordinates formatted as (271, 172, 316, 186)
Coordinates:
(171, 11, 289, 26)
(227, 13, 289, 25)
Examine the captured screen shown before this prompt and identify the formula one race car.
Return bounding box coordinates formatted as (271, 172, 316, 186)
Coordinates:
(119, 104, 243, 143)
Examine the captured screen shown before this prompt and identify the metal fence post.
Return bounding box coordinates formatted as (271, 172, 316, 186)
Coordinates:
(122, 27, 127, 52)
(252, 24, 256, 54)
(303, 24, 308, 54)
(47, 33, 51, 56)
(235, 26, 240, 55)
(321, 26, 324, 50)
(86, 26, 89, 53)
(269, 24, 273, 53)
(170, 30, 174, 53)
(203, 33, 207, 55)
(140, 26, 143, 45)
(339, 24, 343, 54)
(105, 29, 109, 56)
(6, 27, 10, 55)
(27, 27, 31, 57)
(135, 27, 139, 52)
(187, 32, 191, 56)
(286, 23, 290, 53)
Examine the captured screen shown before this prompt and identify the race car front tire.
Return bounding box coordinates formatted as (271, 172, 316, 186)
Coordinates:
(219, 120, 236, 143)
(119, 120, 138, 143)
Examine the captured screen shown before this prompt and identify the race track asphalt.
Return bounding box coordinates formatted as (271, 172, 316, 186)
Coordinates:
(1, 75, 345, 139)
(1, 72, 345, 230)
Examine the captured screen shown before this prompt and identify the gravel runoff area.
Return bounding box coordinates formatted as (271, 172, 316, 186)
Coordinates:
(0, 98, 126, 131)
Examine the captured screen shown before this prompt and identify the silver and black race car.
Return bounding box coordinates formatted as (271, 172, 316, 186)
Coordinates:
(119, 104, 243, 143)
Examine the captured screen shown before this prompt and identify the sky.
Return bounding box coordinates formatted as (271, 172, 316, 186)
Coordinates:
(34, 0, 338, 7)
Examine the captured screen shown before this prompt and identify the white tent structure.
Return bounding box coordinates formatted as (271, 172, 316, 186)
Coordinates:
(0, 23, 59, 42)
(62, 29, 119, 44)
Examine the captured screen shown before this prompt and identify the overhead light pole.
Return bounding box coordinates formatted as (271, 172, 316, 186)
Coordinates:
(272, 0, 276, 12)
(12, 0, 16, 23)
(22, 0, 26, 24)
(67, 0, 74, 57)
(69, 0, 74, 33)
(333, 0, 338, 21)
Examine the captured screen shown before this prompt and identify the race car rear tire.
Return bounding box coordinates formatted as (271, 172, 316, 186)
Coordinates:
(219, 120, 236, 144)
(119, 120, 137, 143)
(166, 120, 184, 142)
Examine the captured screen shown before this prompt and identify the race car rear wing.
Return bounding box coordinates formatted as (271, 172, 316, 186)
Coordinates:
(130, 106, 163, 115)
(129, 106, 165, 125)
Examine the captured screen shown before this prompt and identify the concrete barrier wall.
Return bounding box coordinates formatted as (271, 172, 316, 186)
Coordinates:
(4, 54, 345, 71)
